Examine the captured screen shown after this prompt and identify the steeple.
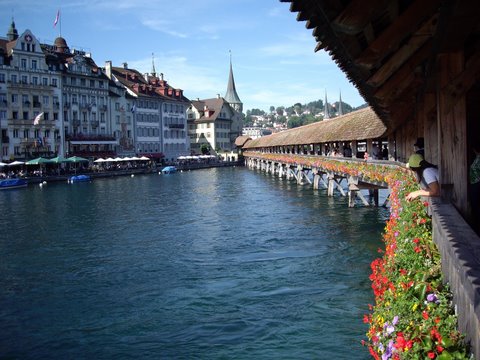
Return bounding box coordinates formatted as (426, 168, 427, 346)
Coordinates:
(324, 90, 330, 119)
(338, 90, 344, 116)
(224, 51, 243, 113)
(151, 52, 156, 77)
(7, 18, 18, 41)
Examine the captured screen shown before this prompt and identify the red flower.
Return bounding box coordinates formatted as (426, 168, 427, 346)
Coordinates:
(413, 238, 420, 244)
(419, 218, 427, 224)
(414, 246, 422, 253)
(428, 351, 436, 359)
(436, 345, 444, 353)
(422, 310, 429, 320)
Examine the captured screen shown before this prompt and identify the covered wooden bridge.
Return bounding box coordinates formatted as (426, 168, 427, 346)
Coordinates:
(242, 0, 480, 356)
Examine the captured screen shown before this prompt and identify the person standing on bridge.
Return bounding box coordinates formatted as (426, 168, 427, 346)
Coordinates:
(405, 153, 440, 201)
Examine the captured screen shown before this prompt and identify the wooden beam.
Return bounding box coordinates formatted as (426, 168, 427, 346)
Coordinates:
(366, 15, 438, 88)
(332, 0, 389, 35)
(442, 50, 480, 112)
(373, 40, 433, 100)
(355, 0, 440, 68)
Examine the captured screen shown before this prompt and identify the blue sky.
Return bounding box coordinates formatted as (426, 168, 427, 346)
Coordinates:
(1, 0, 366, 112)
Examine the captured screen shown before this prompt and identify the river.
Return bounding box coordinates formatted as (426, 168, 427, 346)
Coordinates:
(0, 167, 388, 359)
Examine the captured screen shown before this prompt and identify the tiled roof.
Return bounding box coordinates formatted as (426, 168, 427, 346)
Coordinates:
(243, 107, 386, 148)
(191, 97, 231, 122)
(235, 136, 252, 147)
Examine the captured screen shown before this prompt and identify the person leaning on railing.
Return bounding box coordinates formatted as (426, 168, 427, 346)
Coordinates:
(405, 153, 440, 201)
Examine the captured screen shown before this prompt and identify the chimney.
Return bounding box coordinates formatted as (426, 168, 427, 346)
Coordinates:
(122, 62, 128, 69)
(217, 94, 220, 99)
(105, 60, 112, 79)
(160, 73, 164, 80)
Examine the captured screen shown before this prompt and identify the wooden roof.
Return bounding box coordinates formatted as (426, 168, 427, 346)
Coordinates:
(280, 0, 479, 133)
(243, 106, 385, 148)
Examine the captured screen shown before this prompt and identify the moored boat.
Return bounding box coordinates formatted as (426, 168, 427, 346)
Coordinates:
(161, 166, 177, 174)
(0, 178, 28, 190)
(68, 174, 92, 183)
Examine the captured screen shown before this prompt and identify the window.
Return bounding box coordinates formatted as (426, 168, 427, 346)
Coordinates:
(21, 58, 27, 68)
(80, 78, 86, 86)
(34, 129, 40, 138)
(53, 113, 58, 120)
(100, 113, 105, 123)
(116, 115, 120, 124)
(23, 111, 29, 120)
(44, 129, 50, 138)
(22, 94, 29, 104)
(72, 95, 77, 104)
(21, 75, 28, 84)
(0, 110, 6, 120)
(43, 96, 49, 106)
(24, 129, 29, 138)
(11, 74, 17, 83)
(99, 81, 104, 88)
(90, 80, 95, 88)
(42, 78, 48, 86)
(31, 60, 37, 70)
(13, 129, 19, 138)
(71, 77, 76, 85)
(32, 77, 38, 85)
(11, 94, 18, 103)
(0, 73, 5, 83)
(51, 78, 57, 87)
(44, 113, 49, 121)
(115, 102, 120, 110)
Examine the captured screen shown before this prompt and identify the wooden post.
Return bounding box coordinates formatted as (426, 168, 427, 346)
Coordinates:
(327, 172, 335, 196)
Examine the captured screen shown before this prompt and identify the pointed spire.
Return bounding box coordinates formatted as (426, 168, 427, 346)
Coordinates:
(151, 53, 156, 77)
(224, 50, 243, 113)
(7, 17, 18, 41)
(338, 90, 344, 116)
(324, 90, 330, 119)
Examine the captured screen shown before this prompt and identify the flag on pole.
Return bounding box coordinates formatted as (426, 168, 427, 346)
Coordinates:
(53, 10, 60, 28)
(34, 112, 44, 125)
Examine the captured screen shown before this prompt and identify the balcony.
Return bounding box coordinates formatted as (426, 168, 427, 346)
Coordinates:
(99, 105, 107, 111)
(23, 101, 31, 108)
(33, 101, 41, 108)
(79, 103, 90, 110)
(72, 120, 81, 127)
(91, 121, 99, 128)
(168, 123, 185, 129)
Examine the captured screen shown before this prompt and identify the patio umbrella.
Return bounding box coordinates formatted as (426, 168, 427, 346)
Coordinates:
(66, 156, 89, 163)
(105, 157, 116, 162)
(94, 158, 106, 163)
(7, 161, 25, 166)
(26, 157, 54, 165)
(0, 162, 7, 167)
(139, 156, 150, 161)
(49, 155, 69, 164)
(67, 156, 89, 174)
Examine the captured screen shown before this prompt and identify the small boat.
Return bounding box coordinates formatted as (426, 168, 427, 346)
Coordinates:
(161, 166, 177, 174)
(68, 174, 91, 183)
(0, 178, 28, 190)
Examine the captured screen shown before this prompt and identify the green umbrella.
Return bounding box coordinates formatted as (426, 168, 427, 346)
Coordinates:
(66, 156, 89, 163)
(25, 157, 54, 165)
(49, 155, 69, 164)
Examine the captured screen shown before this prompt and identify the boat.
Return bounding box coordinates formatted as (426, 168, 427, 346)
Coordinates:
(0, 178, 28, 190)
(68, 174, 92, 183)
(161, 166, 177, 174)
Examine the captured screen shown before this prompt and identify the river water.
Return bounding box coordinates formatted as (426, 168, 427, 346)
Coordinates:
(0, 167, 388, 359)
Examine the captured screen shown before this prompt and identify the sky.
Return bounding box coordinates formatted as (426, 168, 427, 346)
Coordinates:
(0, 0, 366, 112)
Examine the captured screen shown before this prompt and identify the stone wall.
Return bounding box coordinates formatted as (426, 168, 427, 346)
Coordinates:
(431, 199, 480, 359)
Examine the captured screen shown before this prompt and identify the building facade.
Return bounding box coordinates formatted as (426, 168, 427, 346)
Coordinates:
(0, 24, 63, 161)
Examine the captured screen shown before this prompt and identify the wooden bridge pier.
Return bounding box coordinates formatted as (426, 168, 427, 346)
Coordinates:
(246, 157, 384, 207)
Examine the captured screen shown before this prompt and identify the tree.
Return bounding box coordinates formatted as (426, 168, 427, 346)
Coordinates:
(269, 106, 275, 114)
(200, 143, 210, 154)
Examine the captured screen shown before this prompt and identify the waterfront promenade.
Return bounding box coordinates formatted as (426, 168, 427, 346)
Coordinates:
(1, 160, 243, 186)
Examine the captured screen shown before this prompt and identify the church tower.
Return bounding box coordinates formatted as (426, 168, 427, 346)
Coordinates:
(224, 53, 243, 113)
(324, 90, 330, 119)
(7, 18, 18, 41)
